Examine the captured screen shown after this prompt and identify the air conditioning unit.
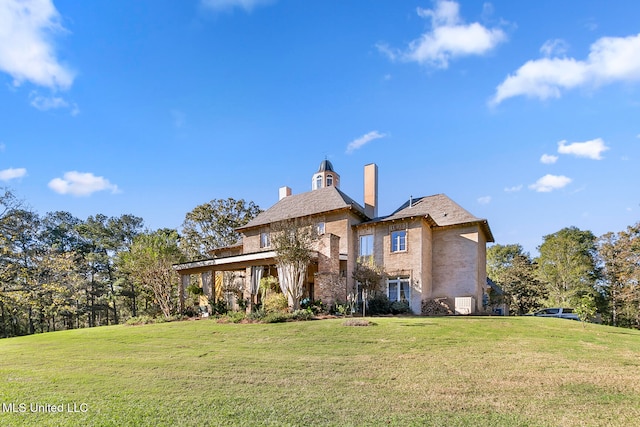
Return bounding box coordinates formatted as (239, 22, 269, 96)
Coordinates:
(455, 297, 475, 315)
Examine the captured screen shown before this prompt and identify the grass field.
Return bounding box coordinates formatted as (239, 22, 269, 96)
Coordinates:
(0, 316, 639, 426)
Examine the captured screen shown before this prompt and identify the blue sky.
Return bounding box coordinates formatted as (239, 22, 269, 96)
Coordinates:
(1, 0, 639, 254)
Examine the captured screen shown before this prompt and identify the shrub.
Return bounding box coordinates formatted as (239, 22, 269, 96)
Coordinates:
(291, 309, 314, 321)
(390, 300, 412, 315)
(367, 293, 391, 315)
(186, 284, 203, 295)
(247, 309, 266, 321)
(210, 300, 228, 315)
(262, 312, 291, 323)
(216, 311, 246, 323)
(263, 293, 289, 313)
(301, 298, 326, 314)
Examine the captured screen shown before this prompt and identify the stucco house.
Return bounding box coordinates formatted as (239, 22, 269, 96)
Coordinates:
(174, 160, 494, 315)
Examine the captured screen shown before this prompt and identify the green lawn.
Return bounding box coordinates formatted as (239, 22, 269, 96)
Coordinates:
(0, 317, 639, 426)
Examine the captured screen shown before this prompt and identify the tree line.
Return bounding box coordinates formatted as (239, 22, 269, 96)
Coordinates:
(0, 190, 260, 338)
(488, 224, 640, 328)
(2, 184, 638, 337)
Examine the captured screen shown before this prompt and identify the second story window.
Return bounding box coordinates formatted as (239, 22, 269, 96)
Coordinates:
(260, 232, 270, 248)
(359, 234, 373, 258)
(391, 230, 406, 253)
(316, 222, 325, 235)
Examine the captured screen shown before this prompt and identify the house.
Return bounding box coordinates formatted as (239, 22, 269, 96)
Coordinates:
(173, 161, 494, 315)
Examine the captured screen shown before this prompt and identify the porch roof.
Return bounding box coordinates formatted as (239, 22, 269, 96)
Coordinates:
(173, 250, 278, 275)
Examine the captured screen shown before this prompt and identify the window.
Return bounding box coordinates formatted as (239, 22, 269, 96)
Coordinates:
(260, 232, 270, 248)
(326, 174, 333, 187)
(316, 222, 325, 235)
(315, 175, 322, 189)
(359, 235, 373, 258)
(391, 230, 406, 252)
(387, 277, 410, 303)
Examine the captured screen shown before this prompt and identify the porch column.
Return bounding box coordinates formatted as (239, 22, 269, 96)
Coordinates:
(201, 271, 213, 299)
(180, 274, 189, 314)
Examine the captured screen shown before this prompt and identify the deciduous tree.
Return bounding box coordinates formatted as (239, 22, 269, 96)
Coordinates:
(537, 227, 599, 307)
(120, 229, 185, 319)
(271, 219, 318, 311)
(487, 244, 544, 315)
(181, 198, 261, 259)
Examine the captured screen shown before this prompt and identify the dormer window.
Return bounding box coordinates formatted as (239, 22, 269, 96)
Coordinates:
(326, 174, 333, 187)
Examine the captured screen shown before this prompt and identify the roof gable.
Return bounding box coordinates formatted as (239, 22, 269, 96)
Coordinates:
(238, 186, 367, 231)
(387, 194, 479, 226)
(359, 193, 494, 242)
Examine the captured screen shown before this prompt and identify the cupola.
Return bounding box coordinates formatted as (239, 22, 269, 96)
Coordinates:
(312, 159, 340, 190)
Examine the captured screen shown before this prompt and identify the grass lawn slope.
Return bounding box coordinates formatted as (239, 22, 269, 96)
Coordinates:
(1, 317, 639, 426)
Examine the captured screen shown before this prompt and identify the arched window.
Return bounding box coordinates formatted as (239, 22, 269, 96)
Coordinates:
(326, 174, 333, 187)
(315, 175, 322, 189)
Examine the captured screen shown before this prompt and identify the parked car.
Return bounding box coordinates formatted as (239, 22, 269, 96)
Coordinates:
(532, 307, 579, 321)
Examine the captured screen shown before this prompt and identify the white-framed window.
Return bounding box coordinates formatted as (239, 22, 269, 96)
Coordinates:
(316, 222, 325, 235)
(359, 234, 373, 258)
(260, 232, 270, 248)
(391, 230, 406, 252)
(387, 276, 410, 303)
(326, 174, 333, 187)
(315, 175, 322, 189)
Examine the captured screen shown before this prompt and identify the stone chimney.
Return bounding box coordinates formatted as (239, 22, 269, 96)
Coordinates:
(279, 186, 292, 200)
(364, 163, 378, 218)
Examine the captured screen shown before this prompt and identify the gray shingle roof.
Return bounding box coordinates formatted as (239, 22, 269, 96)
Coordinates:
(387, 194, 479, 225)
(360, 194, 494, 242)
(237, 186, 367, 231)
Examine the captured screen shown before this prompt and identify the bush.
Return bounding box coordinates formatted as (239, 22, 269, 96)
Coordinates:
(390, 300, 412, 315)
(291, 309, 314, 321)
(367, 293, 391, 315)
(216, 311, 246, 323)
(263, 293, 289, 313)
(247, 309, 266, 321)
(211, 300, 228, 315)
(262, 312, 292, 323)
(186, 284, 203, 295)
(301, 298, 326, 314)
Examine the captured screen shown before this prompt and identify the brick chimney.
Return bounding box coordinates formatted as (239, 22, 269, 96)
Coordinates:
(364, 163, 378, 218)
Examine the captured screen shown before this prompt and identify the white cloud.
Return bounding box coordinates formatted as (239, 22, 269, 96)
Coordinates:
(0, 167, 27, 181)
(491, 33, 640, 105)
(557, 138, 609, 160)
(477, 196, 491, 205)
(200, 0, 274, 12)
(346, 131, 386, 154)
(0, 0, 74, 90)
(540, 39, 569, 57)
(48, 171, 119, 197)
(529, 174, 572, 192)
(504, 185, 522, 193)
(540, 154, 558, 164)
(29, 92, 79, 115)
(378, 0, 506, 69)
